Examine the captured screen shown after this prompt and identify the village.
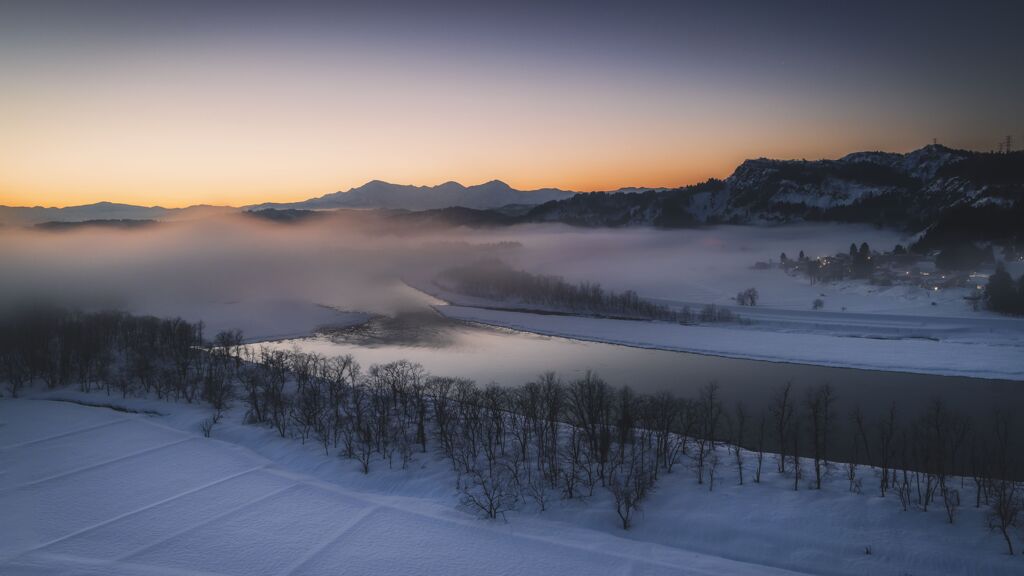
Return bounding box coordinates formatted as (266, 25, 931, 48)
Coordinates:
(753, 242, 992, 307)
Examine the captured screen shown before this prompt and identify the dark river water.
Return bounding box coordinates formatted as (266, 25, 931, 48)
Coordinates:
(264, 311, 1023, 448)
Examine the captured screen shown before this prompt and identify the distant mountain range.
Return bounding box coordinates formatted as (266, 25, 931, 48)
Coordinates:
(0, 181, 582, 225)
(245, 179, 576, 211)
(0, 202, 234, 226)
(4, 146, 1021, 248)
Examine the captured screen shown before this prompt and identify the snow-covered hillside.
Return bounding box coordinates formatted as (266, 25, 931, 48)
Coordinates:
(694, 144, 1020, 223)
(522, 145, 1023, 234)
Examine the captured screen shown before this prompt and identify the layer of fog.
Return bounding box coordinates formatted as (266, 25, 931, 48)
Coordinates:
(0, 215, 471, 335)
(483, 223, 909, 308)
(0, 215, 908, 337)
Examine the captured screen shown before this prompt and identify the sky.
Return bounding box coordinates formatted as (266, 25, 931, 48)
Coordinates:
(1, 0, 1022, 208)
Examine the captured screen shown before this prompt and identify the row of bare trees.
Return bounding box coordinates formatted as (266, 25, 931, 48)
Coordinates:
(437, 259, 680, 321)
(0, 307, 1020, 550)
(229, 345, 1022, 546)
(0, 306, 236, 402)
(439, 260, 739, 325)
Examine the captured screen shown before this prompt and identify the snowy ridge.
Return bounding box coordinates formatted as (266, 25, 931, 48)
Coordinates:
(711, 144, 1024, 223)
(717, 145, 962, 220)
(522, 145, 1022, 232)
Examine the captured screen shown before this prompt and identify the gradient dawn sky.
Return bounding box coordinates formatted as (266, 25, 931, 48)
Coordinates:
(2, 0, 1022, 208)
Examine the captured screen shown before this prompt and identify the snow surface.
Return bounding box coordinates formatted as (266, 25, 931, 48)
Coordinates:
(1, 394, 1020, 575)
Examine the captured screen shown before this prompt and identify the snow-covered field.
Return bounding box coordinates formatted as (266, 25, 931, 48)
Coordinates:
(2, 394, 1019, 575)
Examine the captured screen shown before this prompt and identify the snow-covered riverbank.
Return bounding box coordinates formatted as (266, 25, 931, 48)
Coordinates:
(436, 304, 1024, 381)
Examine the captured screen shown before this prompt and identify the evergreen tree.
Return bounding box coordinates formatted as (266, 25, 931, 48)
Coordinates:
(1018, 274, 1024, 309)
(853, 243, 873, 277)
(985, 262, 1018, 314)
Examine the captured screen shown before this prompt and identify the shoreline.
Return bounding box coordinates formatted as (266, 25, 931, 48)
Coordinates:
(435, 304, 1024, 382)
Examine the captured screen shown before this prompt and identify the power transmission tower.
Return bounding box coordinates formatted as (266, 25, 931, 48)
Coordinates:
(1006, 135, 1014, 153)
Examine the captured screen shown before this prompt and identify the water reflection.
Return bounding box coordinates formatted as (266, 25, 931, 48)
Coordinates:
(268, 311, 1022, 433)
(321, 311, 459, 348)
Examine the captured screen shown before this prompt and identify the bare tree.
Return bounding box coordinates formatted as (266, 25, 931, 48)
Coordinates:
(770, 383, 794, 473)
(754, 411, 767, 483)
(607, 439, 655, 529)
(791, 408, 802, 491)
(876, 403, 898, 497)
(987, 411, 1020, 554)
(1, 350, 27, 398)
(566, 372, 613, 487)
(732, 403, 747, 485)
(736, 287, 759, 306)
(805, 384, 834, 490)
(988, 480, 1020, 555)
(693, 382, 722, 486)
(941, 482, 960, 525)
(459, 460, 517, 520)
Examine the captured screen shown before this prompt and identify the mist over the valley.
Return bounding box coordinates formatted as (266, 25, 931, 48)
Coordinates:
(0, 213, 914, 335)
(0, 215, 452, 334)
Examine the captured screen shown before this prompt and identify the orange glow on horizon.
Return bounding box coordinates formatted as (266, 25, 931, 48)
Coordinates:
(0, 164, 737, 209)
(3, 3, 1017, 210)
(0, 33, 950, 209)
